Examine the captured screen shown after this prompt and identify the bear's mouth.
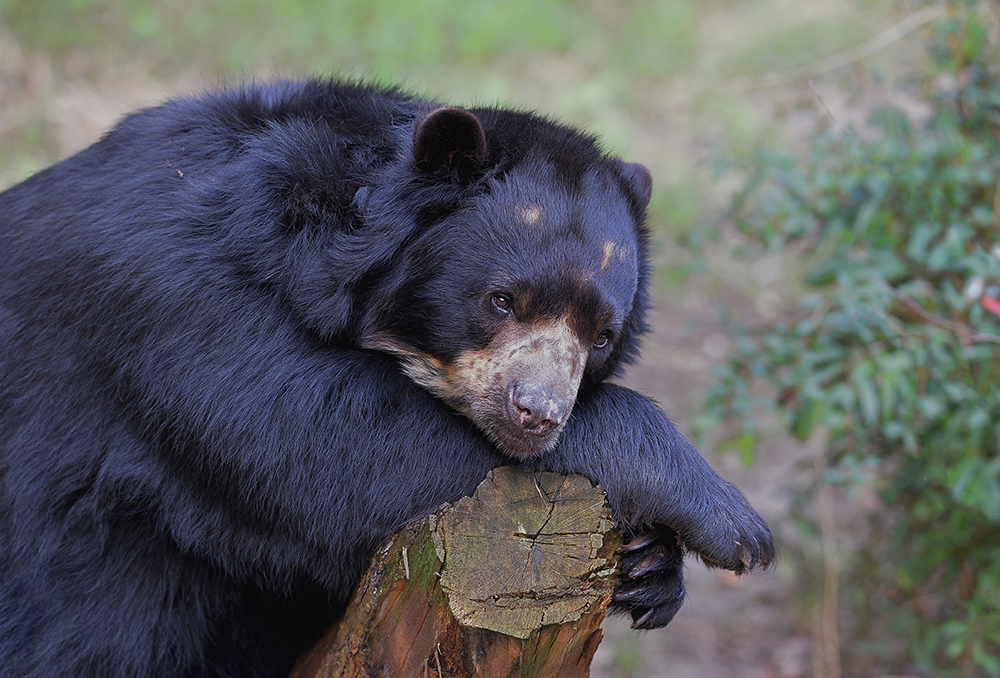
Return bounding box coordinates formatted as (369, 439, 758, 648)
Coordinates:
(479, 409, 568, 459)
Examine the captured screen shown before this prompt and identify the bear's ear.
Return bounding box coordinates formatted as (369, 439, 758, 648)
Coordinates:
(413, 107, 488, 182)
(620, 162, 653, 209)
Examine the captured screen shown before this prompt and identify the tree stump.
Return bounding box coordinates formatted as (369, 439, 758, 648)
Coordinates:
(291, 467, 622, 678)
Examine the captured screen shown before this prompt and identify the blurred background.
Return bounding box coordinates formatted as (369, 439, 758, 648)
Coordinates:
(1, 1, 997, 676)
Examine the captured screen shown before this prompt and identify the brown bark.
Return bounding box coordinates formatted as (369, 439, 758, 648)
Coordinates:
(291, 467, 622, 678)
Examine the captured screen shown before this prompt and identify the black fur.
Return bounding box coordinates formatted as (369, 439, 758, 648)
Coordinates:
(0, 79, 773, 678)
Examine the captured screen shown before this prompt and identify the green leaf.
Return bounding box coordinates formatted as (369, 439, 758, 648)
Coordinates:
(792, 399, 823, 441)
(710, 5, 1000, 671)
(718, 431, 758, 467)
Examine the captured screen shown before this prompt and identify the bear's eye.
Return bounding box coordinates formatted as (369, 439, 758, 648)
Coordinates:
(593, 331, 612, 350)
(491, 294, 513, 314)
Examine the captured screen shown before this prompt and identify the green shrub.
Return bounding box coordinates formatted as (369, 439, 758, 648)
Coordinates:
(706, 2, 1000, 675)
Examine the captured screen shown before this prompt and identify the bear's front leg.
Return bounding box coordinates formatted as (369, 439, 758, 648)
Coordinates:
(543, 382, 774, 627)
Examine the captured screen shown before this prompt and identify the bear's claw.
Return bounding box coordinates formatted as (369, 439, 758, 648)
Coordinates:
(611, 526, 686, 630)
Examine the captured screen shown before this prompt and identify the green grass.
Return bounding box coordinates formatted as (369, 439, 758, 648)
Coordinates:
(0, 0, 888, 208)
(1, 0, 698, 82)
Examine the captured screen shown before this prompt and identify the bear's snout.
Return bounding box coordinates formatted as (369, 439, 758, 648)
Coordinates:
(508, 382, 570, 436)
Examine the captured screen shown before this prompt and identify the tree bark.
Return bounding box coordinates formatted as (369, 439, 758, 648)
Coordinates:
(291, 466, 622, 678)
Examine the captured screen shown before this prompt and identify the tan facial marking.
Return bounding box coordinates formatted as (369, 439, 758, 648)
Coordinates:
(600, 240, 617, 271)
(449, 319, 587, 410)
(363, 320, 589, 458)
(600, 240, 636, 273)
(519, 205, 543, 225)
(360, 333, 450, 398)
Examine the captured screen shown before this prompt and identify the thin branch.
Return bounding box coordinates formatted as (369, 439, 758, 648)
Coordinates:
(727, 1, 948, 91)
(899, 295, 1000, 345)
(810, 427, 841, 678)
(808, 80, 854, 135)
(991, 168, 1000, 226)
(874, 278, 1000, 346)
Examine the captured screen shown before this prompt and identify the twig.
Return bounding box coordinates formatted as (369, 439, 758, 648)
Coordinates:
(874, 277, 1000, 346)
(808, 80, 853, 135)
(727, 1, 947, 91)
(809, 298, 834, 329)
(0, 9, 30, 75)
(991, 168, 1000, 226)
(810, 427, 841, 678)
(898, 295, 1000, 346)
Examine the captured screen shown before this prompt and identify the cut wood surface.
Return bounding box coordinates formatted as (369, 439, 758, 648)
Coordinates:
(291, 466, 622, 678)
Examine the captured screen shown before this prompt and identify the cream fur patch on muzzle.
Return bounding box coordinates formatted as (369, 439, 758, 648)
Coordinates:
(364, 319, 589, 459)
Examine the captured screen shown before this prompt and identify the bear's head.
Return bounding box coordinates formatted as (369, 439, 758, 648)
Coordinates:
(275, 105, 652, 459)
(355, 108, 653, 459)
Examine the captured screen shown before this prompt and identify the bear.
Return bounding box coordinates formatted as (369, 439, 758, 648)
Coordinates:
(0, 80, 774, 678)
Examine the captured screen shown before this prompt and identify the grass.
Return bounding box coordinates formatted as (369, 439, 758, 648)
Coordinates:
(0, 0, 894, 197)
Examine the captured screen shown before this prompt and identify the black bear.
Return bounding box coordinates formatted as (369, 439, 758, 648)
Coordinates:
(0, 80, 774, 678)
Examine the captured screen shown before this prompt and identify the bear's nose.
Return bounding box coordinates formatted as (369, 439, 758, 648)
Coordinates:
(509, 384, 568, 436)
